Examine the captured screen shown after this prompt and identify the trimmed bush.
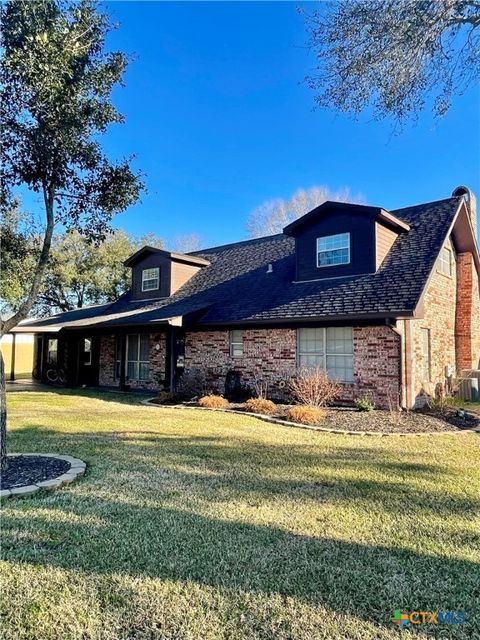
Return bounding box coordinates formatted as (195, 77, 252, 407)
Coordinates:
(354, 396, 375, 412)
(154, 391, 181, 405)
(287, 368, 341, 407)
(244, 398, 277, 415)
(286, 405, 324, 425)
(197, 395, 229, 409)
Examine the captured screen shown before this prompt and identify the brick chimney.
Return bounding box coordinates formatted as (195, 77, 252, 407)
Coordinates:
(452, 185, 477, 239)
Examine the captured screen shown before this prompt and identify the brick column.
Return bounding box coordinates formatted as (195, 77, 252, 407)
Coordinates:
(455, 252, 480, 371)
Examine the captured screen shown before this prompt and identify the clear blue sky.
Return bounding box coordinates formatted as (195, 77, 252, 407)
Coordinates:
(28, 1, 480, 248)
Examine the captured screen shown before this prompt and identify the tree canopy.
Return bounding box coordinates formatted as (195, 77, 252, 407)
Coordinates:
(304, 0, 480, 123)
(246, 186, 364, 238)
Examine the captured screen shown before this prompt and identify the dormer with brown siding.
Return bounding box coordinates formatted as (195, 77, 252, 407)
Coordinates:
(283, 202, 410, 282)
(124, 247, 210, 301)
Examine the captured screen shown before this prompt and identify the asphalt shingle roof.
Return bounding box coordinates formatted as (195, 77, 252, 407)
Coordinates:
(19, 197, 463, 331)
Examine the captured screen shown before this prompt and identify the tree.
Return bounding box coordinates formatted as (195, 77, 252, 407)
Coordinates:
(35, 230, 164, 315)
(304, 1, 480, 123)
(173, 233, 203, 253)
(246, 186, 364, 238)
(0, 0, 143, 468)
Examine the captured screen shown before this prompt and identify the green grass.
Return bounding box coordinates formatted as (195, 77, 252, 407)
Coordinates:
(1, 389, 479, 640)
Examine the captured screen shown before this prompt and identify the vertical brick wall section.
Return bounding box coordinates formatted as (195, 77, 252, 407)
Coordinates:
(455, 252, 480, 371)
(98, 332, 167, 390)
(185, 326, 400, 408)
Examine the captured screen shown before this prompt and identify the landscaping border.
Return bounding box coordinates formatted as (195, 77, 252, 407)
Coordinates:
(0, 453, 86, 499)
(141, 399, 480, 437)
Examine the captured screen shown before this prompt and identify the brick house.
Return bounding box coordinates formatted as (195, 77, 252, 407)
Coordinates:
(16, 186, 480, 408)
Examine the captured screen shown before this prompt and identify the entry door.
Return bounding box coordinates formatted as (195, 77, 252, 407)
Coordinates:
(78, 336, 100, 386)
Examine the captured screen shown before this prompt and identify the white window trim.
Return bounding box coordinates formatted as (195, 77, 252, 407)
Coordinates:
(230, 330, 244, 357)
(126, 334, 150, 381)
(297, 328, 354, 383)
(316, 233, 351, 268)
(142, 267, 160, 292)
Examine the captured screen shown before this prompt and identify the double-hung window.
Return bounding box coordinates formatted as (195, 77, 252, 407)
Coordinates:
(297, 327, 353, 382)
(437, 247, 452, 276)
(126, 334, 150, 381)
(230, 330, 244, 357)
(142, 267, 160, 292)
(47, 338, 58, 365)
(317, 233, 350, 268)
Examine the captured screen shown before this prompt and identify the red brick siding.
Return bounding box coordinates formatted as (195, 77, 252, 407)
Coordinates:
(456, 252, 480, 371)
(185, 327, 400, 408)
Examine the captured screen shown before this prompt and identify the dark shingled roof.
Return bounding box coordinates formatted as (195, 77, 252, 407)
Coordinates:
(18, 197, 463, 331)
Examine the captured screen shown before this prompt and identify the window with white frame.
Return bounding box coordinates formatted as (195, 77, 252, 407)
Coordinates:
(230, 329, 244, 357)
(297, 327, 353, 382)
(317, 233, 350, 268)
(421, 328, 431, 381)
(437, 247, 452, 276)
(142, 267, 160, 292)
(126, 334, 150, 381)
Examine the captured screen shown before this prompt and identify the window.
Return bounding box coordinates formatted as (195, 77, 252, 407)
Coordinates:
(83, 338, 92, 365)
(47, 338, 58, 365)
(317, 233, 350, 268)
(437, 247, 452, 276)
(142, 267, 160, 292)
(230, 330, 244, 357)
(297, 327, 353, 382)
(421, 328, 431, 381)
(126, 334, 150, 381)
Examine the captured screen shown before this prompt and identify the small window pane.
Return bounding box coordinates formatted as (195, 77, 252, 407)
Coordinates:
(127, 361, 138, 380)
(139, 334, 150, 361)
(83, 338, 92, 365)
(127, 335, 138, 361)
(326, 355, 353, 383)
(139, 362, 150, 381)
(47, 339, 58, 365)
(230, 330, 244, 357)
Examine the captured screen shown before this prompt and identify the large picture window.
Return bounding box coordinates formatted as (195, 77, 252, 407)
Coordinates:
(297, 327, 353, 382)
(317, 233, 350, 267)
(126, 334, 150, 381)
(142, 267, 160, 292)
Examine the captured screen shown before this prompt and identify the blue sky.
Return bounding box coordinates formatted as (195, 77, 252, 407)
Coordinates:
(25, 1, 480, 248)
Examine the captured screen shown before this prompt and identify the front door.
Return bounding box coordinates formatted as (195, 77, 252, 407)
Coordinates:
(78, 336, 100, 386)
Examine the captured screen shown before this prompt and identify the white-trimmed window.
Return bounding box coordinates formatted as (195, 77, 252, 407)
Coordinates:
(126, 334, 150, 381)
(297, 327, 353, 382)
(421, 328, 431, 381)
(47, 338, 58, 365)
(230, 330, 244, 357)
(142, 267, 160, 292)
(317, 233, 350, 268)
(83, 338, 92, 365)
(437, 247, 452, 276)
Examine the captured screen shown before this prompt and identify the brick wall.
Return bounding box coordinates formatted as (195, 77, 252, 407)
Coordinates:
(411, 239, 457, 404)
(455, 252, 480, 372)
(98, 332, 167, 390)
(184, 326, 401, 408)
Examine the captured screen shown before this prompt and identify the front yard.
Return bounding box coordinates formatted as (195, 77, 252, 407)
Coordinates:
(1, 389, 479, 639)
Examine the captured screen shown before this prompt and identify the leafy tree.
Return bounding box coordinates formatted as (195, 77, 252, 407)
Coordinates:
(247, 186, 364, 238)
(0, 0, 143, 467)
(173, 233, 203, 253)
(304, 1, 480, 123)
(36, 230, 164, 315)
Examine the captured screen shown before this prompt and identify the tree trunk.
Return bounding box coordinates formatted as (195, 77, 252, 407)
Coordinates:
(0, 350, 7, 471)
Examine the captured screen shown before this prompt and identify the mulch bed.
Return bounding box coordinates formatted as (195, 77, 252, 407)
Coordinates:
(153, 398, 480, 434)
(1, 456, 71, 491)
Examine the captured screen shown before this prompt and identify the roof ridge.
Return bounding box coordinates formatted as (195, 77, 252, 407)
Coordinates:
(190, 233, 287, 255)
(392, 196, 460, 215)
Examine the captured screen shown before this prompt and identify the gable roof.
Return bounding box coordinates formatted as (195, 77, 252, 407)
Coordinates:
(17, 196, 469, 332)
(123, 246, 210, 268)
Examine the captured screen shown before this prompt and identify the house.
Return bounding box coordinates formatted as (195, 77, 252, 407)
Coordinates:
(14, 186, 480, 408)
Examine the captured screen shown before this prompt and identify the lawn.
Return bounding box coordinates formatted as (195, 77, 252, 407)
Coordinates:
(1, 389, 479, 640)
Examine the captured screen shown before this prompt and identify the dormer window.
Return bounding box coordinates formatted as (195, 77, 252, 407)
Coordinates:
(316, 233, 350, 268)
(142, 267, 160, 292)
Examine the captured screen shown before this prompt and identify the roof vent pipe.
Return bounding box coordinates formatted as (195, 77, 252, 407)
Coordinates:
(266, 263, 273, 274)
(452, 185, 477, 238)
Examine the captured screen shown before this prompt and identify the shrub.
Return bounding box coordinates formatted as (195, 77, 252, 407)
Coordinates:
(354, 396, 375, 412)
(154, 391, 181, 405)
(177, 368, 207, 399)
(244, 398, 277, 415)
(197, 395, 229, 409)
(287, 368, 341, 407)
(286, 405, 324, 425)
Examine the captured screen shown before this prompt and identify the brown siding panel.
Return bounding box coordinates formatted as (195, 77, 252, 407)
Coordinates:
(375, 222, 398, 270)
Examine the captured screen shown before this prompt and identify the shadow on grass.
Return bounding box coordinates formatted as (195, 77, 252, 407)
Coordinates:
(2, 495, 479, 636)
